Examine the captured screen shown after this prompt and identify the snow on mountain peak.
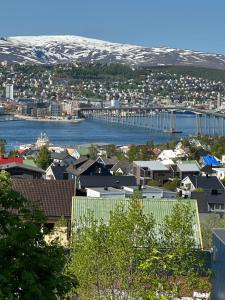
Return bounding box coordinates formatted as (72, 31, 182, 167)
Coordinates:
(0, 35, 225, 69)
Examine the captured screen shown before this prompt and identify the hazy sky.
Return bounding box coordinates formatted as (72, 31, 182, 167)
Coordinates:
(1, 0, 225, 54)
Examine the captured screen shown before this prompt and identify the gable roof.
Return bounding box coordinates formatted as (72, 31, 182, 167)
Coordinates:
(188, 175, 225, 190)
(177, 162, 200, 172)
(97, 156, 118, 166)
(201, 155, 222, 167)
(72, 156, 89, 167)
(50, 151, 70, 160)
(0, 162, 45, 173)
(11, 179, 74, 219)
(67, 159, 96, 176)
(72, 197, 202, 247)
(79, 175, 137, 188)
(110, 160, 131, 174)
(134, 160, 169, 171)
(51, 164, 67, 180)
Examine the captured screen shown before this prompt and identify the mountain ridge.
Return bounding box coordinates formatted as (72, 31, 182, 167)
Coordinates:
(1, 35, 225, 69)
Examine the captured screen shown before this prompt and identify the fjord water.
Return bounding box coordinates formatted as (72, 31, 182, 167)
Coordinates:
(0, 114, 205, 149)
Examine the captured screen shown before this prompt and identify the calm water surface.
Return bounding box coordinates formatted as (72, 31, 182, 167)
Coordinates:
(0, 114, 203, 149)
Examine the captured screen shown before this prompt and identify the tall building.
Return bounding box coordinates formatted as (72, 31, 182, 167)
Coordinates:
(5, 84, 14, 100)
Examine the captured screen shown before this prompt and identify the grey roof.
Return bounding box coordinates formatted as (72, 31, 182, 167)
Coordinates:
(212, 228, 225, 244)
(67, 159, 96, 176)
(73, 156, 88, 166)
(79, 175, 137, 188)
(134, 161, 169, 171)
(51, 151, 70, 160)
(0, 162, 45, 173)
(177, 162, 200, 172)
(111, 160, 131, 174)
(188, 175, 225, 190)
(192, 191, 225, 213)
(97, 156, 118, 166)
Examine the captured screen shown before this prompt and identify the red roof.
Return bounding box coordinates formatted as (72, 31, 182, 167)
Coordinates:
(0, 156, 23, 165)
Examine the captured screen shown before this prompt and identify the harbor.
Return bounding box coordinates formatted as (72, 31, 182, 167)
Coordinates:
(0, 113, 214, 149)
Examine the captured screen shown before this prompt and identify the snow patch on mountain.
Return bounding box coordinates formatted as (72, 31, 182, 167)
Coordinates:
(0, 35, 225, 69)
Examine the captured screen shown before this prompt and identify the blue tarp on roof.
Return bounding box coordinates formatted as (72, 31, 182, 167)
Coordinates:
(201, 155, 222, 167)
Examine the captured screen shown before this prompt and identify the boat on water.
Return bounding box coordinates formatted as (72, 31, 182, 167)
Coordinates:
(163, 129, 183, 134)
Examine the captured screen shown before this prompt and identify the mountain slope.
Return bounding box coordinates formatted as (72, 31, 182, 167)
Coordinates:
(1, 35, 225, 69)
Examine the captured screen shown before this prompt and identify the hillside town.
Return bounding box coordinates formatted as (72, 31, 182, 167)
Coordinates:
(0, 63, 225, 120)
(1, 132, 225, 297)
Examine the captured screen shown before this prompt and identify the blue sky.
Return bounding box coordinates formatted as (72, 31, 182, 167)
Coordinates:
(1, 0, 225, 54)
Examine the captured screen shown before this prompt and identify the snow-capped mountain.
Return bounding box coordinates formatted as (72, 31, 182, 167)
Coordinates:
(1, 35, 225, 69)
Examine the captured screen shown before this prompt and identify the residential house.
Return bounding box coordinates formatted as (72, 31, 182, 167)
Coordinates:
(0, 162, 45, 179)
(123, 185, 177, 199)
(176, 161, 200, 180)
(212, 168, 225, 181)
(179, 175, 225, 198)
(78, 175, 137, 190)
(86, 187, 126, 198)
(45, 163, 68, 180)
(66, 159, 110, 181)
(110, 160, 132, 175)
(133, 160, 171, 185)
(12, 179, 75, 245)
(50, 151, 76, 166)
(71, 197, 202, 247)
(158, 149, 176, 161)
(201, 155, 222, 167)
(96, 156, 118, 171)
(179, 175, 225, 217)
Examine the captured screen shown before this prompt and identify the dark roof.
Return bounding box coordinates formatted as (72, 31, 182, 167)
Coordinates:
(212, 228, 225, 244)
(188, 175, 225, 190)
(191, 191, 225, 213)
(51, 164, 67, 180)
(72, 156, 89, 167)
(11, 179, 74, 219)
(0, 162, 45, 173)
(110, 160, 131, 174)
(97, 156, 118, 166)
(79, 175, 137, 188)
(67, 159, 96, 176)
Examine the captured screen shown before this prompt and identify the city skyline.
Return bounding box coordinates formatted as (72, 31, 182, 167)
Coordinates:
(1, 0, 225, 55)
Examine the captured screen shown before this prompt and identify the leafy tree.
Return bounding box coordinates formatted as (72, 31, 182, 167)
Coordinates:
(0, 138, 6, 154)
(0, 171, 77, 299)
(69, 198, 156, 299)
(105, 144, 117, 157)
(147, 179, 161, 187)
(69, 198, 210, 299)
(127, 144, 140, 162)
(88, 144, 97, 159)
(9, 149, 19, 157)
(163, 178, 180, 191)
(36, 145, 51, 170)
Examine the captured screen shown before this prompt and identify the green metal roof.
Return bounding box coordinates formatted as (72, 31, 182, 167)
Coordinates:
(71, 197, 202, 247)
(24, 159, 38, 167)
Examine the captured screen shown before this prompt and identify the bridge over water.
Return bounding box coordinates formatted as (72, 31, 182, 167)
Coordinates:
(78, 107, 225, 136)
